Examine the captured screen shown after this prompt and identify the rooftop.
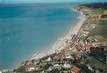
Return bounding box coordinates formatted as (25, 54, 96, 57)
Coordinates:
(71, 66, 80, 73)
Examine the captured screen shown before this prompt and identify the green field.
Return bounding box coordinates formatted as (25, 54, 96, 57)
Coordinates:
(87, 57, 105, 70)
(89, 20, 107, 42)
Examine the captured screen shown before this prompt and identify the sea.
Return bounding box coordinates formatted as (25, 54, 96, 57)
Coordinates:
(0, 3, 80, 69)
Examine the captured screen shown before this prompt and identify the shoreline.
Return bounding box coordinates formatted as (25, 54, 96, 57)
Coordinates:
(10, 3, 107, 73)
(6, 6, 85, 70)
(30, 8, 86, 60)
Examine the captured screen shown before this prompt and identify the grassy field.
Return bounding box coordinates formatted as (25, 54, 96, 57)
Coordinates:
(89, 20, 107, 42)
(87, 57, 105, 70)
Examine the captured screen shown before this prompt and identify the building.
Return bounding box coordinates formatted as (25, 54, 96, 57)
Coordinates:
(71, 66, 80, 73)
(26, 67, 35, 72)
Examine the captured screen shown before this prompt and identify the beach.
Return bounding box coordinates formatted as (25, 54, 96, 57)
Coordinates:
(11, 3, 107, 73)
(31, 8, 86, 60)
(0, 4, 80, 69)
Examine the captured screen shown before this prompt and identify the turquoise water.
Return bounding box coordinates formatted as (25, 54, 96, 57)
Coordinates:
(0, 4, 79, 69)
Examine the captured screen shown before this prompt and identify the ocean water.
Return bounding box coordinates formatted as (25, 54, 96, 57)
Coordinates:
(0, 3, 79, 69)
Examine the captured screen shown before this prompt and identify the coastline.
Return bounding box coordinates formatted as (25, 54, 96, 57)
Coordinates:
(8, 6, 84, 70)
(30, 8, 86, 60)
(11, 3, 107, 73)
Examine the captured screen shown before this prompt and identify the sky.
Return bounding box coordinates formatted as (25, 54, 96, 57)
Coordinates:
(0, 0, 107, 3)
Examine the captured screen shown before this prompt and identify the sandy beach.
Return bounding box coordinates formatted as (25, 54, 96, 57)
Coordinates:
(9, 2, 107, 73)
(30, 8, 86, 60)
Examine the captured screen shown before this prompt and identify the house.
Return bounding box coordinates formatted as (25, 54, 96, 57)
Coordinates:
(25, 60, 33, 66)
(71, 66, 80, 73)
(65, 54, 74, 61)
(26, 67, 35, 72)
(46, 57, 52, 62)
(54, 64, 60, 68)
(63, 63, 71, 68)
